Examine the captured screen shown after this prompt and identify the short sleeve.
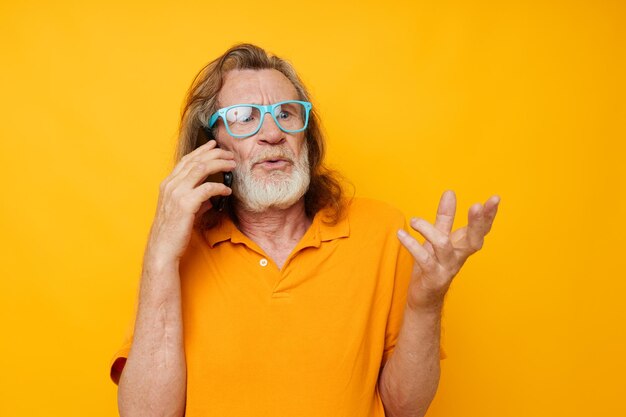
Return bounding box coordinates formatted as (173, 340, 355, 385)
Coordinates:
(110, 329, 133, 385)
(381, 226, 447, 367)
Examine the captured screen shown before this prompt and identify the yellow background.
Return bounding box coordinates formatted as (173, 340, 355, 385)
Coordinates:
(1, 0, 624, 415)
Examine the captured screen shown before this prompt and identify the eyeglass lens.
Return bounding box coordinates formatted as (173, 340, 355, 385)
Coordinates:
(225, 102, 306, 135)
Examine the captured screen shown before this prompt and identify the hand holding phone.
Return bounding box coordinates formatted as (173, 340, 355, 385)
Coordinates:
(146, 136, 234, 262)
(204, 170, 233, 211)
(200, 126, 234, 212)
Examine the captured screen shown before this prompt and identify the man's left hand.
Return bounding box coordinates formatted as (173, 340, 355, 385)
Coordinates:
(397, 190, 500, 312)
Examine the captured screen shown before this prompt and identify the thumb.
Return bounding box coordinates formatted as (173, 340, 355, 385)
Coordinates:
(194, 200, 214, 226)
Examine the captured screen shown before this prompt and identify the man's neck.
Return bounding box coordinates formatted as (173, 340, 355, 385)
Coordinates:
(234, 199, 312, 269)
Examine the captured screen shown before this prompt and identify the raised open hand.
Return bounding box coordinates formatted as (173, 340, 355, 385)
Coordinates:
(397, 190, 500, 311)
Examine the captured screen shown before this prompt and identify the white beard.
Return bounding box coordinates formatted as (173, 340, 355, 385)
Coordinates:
(232, 142, 310, 213)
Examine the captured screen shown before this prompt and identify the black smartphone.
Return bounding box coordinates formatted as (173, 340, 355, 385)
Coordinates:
(200, 126, 233, 212)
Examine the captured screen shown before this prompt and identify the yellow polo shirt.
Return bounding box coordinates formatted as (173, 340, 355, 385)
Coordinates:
(111, 197, 446, 416)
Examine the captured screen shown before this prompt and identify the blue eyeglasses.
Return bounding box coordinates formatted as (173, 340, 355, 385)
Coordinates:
(208, 100, 312, 139)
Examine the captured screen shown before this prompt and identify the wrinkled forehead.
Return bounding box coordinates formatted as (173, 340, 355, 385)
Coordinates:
(218, 69, 300, 107)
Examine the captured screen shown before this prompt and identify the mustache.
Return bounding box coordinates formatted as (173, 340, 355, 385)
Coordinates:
(249, 147, 296, 165)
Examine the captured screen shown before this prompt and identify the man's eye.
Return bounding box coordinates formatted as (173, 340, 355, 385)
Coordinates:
(227, 107, 255, 124)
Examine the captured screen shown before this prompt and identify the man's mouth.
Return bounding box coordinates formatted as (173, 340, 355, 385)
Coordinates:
(254, 156, 292, 168)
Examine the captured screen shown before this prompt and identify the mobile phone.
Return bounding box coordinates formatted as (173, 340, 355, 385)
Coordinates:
(200, 126, 233, 212)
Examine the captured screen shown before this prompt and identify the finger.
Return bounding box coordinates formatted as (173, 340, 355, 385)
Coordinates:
(397, 229, 438, 274)
(172, 142, 235, 179)
(179, 182, 232, 215)
(434, 190, 457, 235)
(466, 203, 486, 252)
(483, 195, 500, 235)
(184, 159, 237, 189)
(182, 148, 236, 180)
(172, 148, 235, 176)
(410, 217, 455, 264)
(423, 190, 457, 254)
(191, 181, 232, 205)
(449, 225, 467, 248)
(193, 199, 215, 227)
(172, 139, 218, 176)
(190, 147, 236, 164)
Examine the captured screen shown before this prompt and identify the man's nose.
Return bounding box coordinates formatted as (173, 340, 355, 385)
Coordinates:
(256, 112, 285, 144)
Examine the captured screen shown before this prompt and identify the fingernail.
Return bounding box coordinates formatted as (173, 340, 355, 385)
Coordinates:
(397, 229, 408, 238)
(493, 195, 501, 205)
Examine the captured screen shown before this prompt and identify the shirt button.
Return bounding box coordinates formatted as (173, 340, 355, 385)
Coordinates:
(259, 258, 268, 267)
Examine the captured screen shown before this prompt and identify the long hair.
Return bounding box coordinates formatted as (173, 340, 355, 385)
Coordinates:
(175, 43, 347, 230)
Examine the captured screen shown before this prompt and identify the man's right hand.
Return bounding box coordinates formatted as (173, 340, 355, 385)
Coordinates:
(145, 139, 236, 265)
(118, 141, 231, 417)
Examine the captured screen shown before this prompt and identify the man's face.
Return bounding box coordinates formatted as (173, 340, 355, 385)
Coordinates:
(214, 69, 310, 212)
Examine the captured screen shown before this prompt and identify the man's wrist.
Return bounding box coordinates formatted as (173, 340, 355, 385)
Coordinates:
(143, 251, 180, 276)
(406, 297, 445, 316)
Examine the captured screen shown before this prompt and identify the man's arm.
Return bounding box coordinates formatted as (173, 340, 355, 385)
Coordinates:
(116, 140, 236, 417)
(117, 257, 187, 417)
(378, 304, 442, 417)
(380, 190, 499, 417)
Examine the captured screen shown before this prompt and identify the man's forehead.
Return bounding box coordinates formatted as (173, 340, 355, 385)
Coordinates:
(218, 69, 299, 106)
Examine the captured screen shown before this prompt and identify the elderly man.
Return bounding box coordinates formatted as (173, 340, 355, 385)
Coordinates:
(110, 43, 499, 417)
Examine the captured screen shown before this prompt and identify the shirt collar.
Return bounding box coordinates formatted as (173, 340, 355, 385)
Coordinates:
(203, 206, 350, 250)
